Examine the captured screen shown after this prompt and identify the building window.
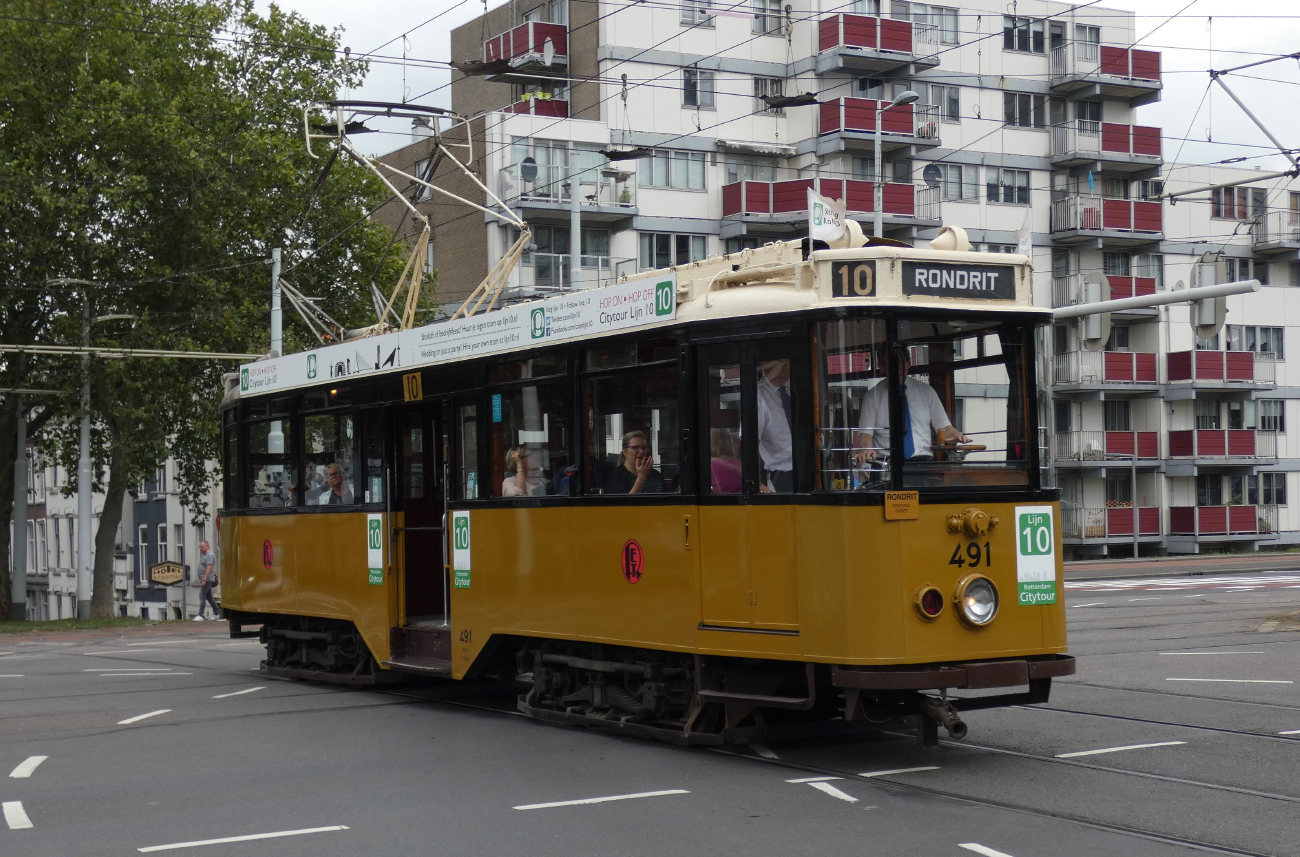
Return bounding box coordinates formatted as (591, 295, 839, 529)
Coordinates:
(1195, 333, 1219, 350)
(1259, 400, 1285, 433)
(1196, 473, 1223, 506)
(1054, 400, 1071, 431)
(640, 149, 707, 190)
(1262, 472, 1288, 506)
(683, 67, 715, 109)
(851, 0, 880, 13)
(1139, 180, 1164, 201)
(1075, 24, 1100, 45)
(1075, 100, 1102, 122)
(137, 525, 149, 584)
(1103, 252, 1131, 277)
(36, 520, 47, 573)
(1226, 325, 1284, 359)
(725, 235, 768, 255)
(640, 233, 707, 270)
(1195, 399, 1220, 430)
(1225, 258, 1268, 286)
(174, 523, 185, 564)
(892, 3, 959, 44)
(935, 163, 978, 200)
(930, 84, 960, 122)
(1105, 325, 1130, 352)
(411, 157, 434, 202)
(725, 155, 778, 184)
(986, 168, 1030, 205)
(680, 0, 712, 26)
(1003, 16, 1045, 53)
(526, 226, 612, 287)
(156, 524, 168, 569)
(1105, 474, 1132, 505)
(752, 0, 783, 35)
(754, 77, 784, 114)
(1003, 92, 1045, 129)
(548, 0, 567, 25)
(1135, 253, 1164, 288)
(1212, 187, 1268, 219)
(1104, 400, 1130, 432)
(1101, 177, 1128, 200)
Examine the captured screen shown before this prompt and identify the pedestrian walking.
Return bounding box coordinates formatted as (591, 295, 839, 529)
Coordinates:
(195, 540, 220, 620)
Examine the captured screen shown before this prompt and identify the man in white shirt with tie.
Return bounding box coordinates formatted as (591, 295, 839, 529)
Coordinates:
(756, 359, 794, 492)
(854, 346, 968, 464)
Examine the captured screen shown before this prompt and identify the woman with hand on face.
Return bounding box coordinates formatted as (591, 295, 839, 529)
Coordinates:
(605, 430, 668, 494)
(502, 444, 547, 497)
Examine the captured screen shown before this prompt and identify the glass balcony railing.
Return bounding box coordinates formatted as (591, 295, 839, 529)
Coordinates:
(498, 163, 637, 209)
(522, 255, 637, 293)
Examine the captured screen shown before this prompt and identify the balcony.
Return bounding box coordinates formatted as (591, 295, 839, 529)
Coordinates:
(1166, 350, 1276, 385)
(1169, 505, 1277, 537)
(1167, 429, 1276, 460)
(1054, 430, 1159, 462)
(817, 98, 941, 154)
(507, 95, 568, 118)
(1253, 210, 1300, 254)
(1049, 42, 1161, 103)
(1050, 194, 1163, 246)
(497, 162, 637, 223)
(1062, 507, 1161, 540)
(520, 255, 636, 296)
(1049, 120, 1162, 171)
(1053, 350, 1158, 386)
(721, 179, 939, 229)
(1052, 274, 1157, 308)
(815, 15, 939, 74)
(484, 21, 567, 74)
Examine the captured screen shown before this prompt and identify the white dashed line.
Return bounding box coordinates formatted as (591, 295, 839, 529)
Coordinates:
(808, 781, 859, 802)
(212, 687, 266, 699)
(0, 675, 23, 678)
(9, 756, 47, 778)
(513, 790, 689, 810)
(1069, 602, 1104, 609)
(118, 710, 172, 725)
(1056, 741, 1186, 758)
(3, 801, 33, 830)
(786, 775, 841, 783)
(1127, 597, 1161, 602)
(84, 668, 175, 672)
(85, 649, 161, 656)
(138, 825, 349, 852)
(959, 844, 1015, 857)
(1160, 652, 1264, 656)
(98, 673, 193, 677)
(1166, 678, 1292, 684)
(127, 641, 195, 646)
(1280, 730, 1300, 736)
(858, 766, 940, 778)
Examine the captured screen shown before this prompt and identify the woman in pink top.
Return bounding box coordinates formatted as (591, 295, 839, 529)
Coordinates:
(709, 429, 742, 494)
(502, 444, 547, 497)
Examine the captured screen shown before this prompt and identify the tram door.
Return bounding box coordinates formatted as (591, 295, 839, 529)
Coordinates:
(399, 401, 447, 624)
(696, 341, 801, 632)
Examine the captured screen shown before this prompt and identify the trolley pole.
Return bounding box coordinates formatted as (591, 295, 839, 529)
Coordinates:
(568, 142, 581, 292)
(76, 292, 93, 619)
(268, 249, 284, 457)
(11, 395, 27, 620)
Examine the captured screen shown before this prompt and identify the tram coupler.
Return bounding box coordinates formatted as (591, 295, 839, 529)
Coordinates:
(919, 695, 968, 743)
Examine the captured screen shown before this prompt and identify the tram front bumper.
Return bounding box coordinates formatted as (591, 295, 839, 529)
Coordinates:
(831, 654, 1075, 710)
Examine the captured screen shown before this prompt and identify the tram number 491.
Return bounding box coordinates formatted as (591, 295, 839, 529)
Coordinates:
(949, 541, 992, 568)
(831, 261, 875, 298)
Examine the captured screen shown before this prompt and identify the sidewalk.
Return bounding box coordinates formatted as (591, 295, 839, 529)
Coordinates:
(1064, 551, 1300, 581)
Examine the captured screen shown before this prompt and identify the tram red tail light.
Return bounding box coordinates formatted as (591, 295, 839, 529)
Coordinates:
(914, 586, 945, 620)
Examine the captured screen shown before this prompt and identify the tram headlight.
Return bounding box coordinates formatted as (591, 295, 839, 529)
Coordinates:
(914, 585, 945, 621)
(954, 574, 998, 627)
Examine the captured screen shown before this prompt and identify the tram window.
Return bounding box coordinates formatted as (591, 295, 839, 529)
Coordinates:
(586, 338, 676, 371)
(896, 318, 1031, 488)
(756, 356, 794, 494)
(584, 365, 680, 494)
(490, 380, 572, 498)
(402, 410, 426, 500)
(301, 387, 352, 410)
(245, 397, 290, 419)
(816, 319, 889, 491)
(246, 419, 296, 507)
(222, 411, 239, 510)
(456, 403, 479, 499)
(361, 410, 384, 504)
(303, 414, 356, 505)
(489, 354, 567, 383)
(706, 364, 742, 495)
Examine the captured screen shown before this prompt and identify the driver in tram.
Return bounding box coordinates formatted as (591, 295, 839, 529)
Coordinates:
(854, 346, 969, 464)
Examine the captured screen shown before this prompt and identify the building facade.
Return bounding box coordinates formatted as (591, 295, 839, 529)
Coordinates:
(375, 0, 1300, 557)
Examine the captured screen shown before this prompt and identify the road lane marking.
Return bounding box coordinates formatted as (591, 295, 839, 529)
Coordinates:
(1127, 597, 1161, 602)
(9, 757, 47, 779)
(1056, 741, 1186, 758)
(859, 766, 939, 778)
(1160, 652, 1264, 655)
(1166, 678, 1292, 684)
(959, 845, 1015, 857)
(1068, 602, 1104, 608)
(0, 675, 23, 678)
(212, 687, 266, 699)
(808, 781, 858, 802)
(214, 642, 261, 647)
(99, 673, 193, 677)
(1280, 730, 1300, 735)
(84, 668, 175, 672)
(127, 641, 196, 646)
(118, 710, 172, 725)
(513, 790, 689, 810)
(749, 743, 779, 760)
(3, 801, 33, 830)
(85, 649, 161, 655)
(137, 825, 349, 852)
(786, 775, 841, 783)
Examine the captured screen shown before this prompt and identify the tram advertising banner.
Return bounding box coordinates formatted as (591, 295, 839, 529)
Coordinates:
(1015, 505, 1057, 605)
(238, 273, 678, 396)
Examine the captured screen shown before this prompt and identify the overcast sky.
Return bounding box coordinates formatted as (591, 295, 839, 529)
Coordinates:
(263, 0, 1300, 171)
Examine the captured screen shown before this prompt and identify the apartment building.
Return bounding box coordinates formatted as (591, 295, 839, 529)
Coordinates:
(374, 0, 1300, 557)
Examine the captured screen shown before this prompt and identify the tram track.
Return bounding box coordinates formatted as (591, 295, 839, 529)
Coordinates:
(1021, 702, 1300, 745)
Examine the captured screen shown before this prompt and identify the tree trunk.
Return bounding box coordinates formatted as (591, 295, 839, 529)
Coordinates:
(91, 439, 129, 618)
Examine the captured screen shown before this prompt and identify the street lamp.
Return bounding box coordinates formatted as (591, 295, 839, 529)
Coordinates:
(873, 89, 920, 239)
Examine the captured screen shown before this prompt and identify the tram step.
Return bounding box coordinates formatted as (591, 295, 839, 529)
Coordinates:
(389, 625, 452, 661)
(383, 657, 454, 677)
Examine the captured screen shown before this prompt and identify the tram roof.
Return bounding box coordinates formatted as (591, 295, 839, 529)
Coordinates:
(231, 239, 1041, 402)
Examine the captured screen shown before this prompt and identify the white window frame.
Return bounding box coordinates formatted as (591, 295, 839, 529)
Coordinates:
(683, 68, 716, 110)
(936, 163, 977, 201)
(752, 0, 783, 35)
(641, 149, 707, 191)
(930, 84, 960, 123)
(753, 76, 784, 115)
(680, 0, 712, 26)
(986, 168, 1030, 205)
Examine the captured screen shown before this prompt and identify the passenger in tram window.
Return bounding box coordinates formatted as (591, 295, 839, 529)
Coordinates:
(605, 430, 668, 494)
(502, 445, 548, 497)
(316, 463, 355, 504)
(709, 428, 742, 494)
(854, 346, 969, 464)
(755, 359, 794, 493)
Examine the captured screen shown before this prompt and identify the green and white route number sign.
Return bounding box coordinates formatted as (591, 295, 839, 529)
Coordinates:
(366, 514, 384, 585)
(1015, 505, 1057, 605)
(452, 511, 471, 588)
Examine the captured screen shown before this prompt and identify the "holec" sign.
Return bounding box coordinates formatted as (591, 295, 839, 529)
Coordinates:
(901, 262, 1017, 301)
(148, 560, 185, 586)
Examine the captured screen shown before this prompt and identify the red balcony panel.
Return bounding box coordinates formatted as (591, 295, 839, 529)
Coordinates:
(1140, 507, 1160, 534)
(843, 99, 877, 132)
(1133, 201, 1162, 232)
(1105, 430, 1135, 456)
(1130, 50, 1161, 82)
(879, 17, 912, 52)
(1167, 351, 1192, 381)
(1099, 45, 1129, 76)
(1199, 506, 1228, 534)
(1227, 429, 1255, 457)
(1198, 430, 1227, 456)
(1194, 350, 1224, 380)
(1169, 507, 1195, 534)
(1134, 276, 1157, 296)
(1103, 199, 1132, 230)
(1107, 275, 1134, 298)
(1135, 352, 1157, 382)
(509, 97, 568, 117)
(745, 181, 770, 214)
(1104, 351, 1135, 382)
(820, 100, 840, 135)
(1168, 430, 1194, 457)
(882, 182, 915, 216)
(841, 14, 881, 49)
(1107, 507, 1135, 535)
(1229, 505, 1259, 533)
(1132, 126, 1162, 157)
(722, 182, 742, 216)
(1136, 431, 1158, 458)
(486, 22, 567, 63)
(819, 16, 841, 51)
(771, 179, 814, 213)
(1225, 351, 1254, 381)
(845, 179, 873, 212)
(1101, 123, 1130, 153)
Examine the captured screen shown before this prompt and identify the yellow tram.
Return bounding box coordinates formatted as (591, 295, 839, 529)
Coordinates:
(220, 225, 1073, 745)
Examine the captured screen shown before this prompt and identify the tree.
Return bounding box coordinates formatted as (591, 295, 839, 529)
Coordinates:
(1, 0, 407, 616)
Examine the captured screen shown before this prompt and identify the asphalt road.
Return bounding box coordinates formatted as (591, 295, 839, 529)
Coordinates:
(0, 572, 1297, 857)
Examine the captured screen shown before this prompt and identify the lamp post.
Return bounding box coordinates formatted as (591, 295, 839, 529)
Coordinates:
(873, 90, 920, 239)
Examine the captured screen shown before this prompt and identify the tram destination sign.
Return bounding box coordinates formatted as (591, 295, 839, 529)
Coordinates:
(901, 262, 1016, 301)
(239, 273, 677, 396)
